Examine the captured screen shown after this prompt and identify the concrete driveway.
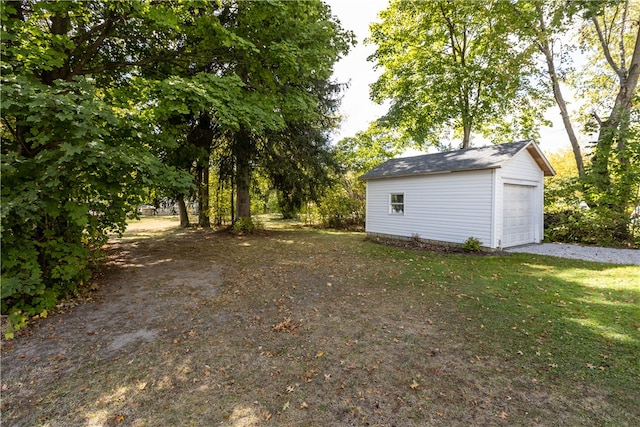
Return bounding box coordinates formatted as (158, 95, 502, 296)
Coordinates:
(506, 243, 640, 266)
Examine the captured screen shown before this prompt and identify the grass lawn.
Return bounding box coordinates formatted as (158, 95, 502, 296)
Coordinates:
(2, 216, 639, 426)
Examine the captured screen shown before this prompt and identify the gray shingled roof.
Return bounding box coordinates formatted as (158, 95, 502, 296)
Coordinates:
(359, 140, 554, 180)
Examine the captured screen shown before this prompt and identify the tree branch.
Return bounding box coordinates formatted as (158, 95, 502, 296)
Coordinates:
(78, 52, 184, 76)
(592, 110, 603, 126)
(439, 2, 459, 62)
(618, 1, 628, 73)
(69, 19, 116, 57)
(71, 17, 116, 76)
(2, 116, 18, 141)
(592, 16, 622, 77)
(2, 117, 32, 157)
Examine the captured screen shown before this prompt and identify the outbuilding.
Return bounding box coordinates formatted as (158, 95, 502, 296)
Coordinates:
(359, 140, 556, 249)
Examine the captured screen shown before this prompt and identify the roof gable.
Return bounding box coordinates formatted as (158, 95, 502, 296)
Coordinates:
(359, 140, 555, 180)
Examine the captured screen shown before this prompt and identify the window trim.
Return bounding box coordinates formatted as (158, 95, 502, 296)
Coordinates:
(389, 193, 405, 215)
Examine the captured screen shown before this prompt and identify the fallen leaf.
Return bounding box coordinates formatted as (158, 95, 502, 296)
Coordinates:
(283, 400, 290, 411)
(316, 351, 324, 358)
(272, 317, 298, 333)
(114, 414, 125, 424)
(499, 411, 508, 419)
(264, 411, 272, 421)
(410, 380, 420, 390)
(300, 401, 309, 409)
(587, 363, 595, 369)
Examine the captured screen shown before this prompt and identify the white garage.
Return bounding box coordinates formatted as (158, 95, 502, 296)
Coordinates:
(360, 140, 555, 249)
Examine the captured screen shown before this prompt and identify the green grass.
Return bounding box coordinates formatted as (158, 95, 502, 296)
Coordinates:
(366, 242, 640, 413)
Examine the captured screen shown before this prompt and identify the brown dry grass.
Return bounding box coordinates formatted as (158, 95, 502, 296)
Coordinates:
(1, 216, 638, 426)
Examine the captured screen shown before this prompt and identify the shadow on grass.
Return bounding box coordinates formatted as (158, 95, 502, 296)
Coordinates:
(3, 225, 638, 426)
(380, 246, 640, 415)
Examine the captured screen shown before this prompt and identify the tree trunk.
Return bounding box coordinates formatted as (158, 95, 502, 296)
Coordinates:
(461, 123, 471, 149)
(196, 164, 211, 228)
(230, 178, 235, 224)
(235, 154, 251, 220)
(536, 5, 584, 176)
(234, 127, 252, 220)
(214, 176, 223, 227)
(177, 197, 189, 227)
(591, 24, 640, 192)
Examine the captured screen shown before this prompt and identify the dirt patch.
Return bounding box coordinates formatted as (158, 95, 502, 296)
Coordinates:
(1, 219, 634, 426)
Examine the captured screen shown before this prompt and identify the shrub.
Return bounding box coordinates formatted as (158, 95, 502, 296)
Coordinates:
(231, 217, 263, 234)
(1, 77, 191, 338)
(463, 237, 482, 252)
(544, 175, 637, 247)
(317, 185, 365, 229)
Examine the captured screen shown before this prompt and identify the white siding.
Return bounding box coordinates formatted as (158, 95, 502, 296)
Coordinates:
(500, 149, 544, 182)
(366, 170, 494, 246)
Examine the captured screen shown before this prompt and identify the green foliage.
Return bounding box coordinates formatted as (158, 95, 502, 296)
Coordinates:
(1, 76, 191, 335)
(463, 237, 482, 252)
(223, 0, 354, 219)
(231, 217, 262, 234)
(369, 0, 548, 148)
(0, 0, 353, 335)
(544, 171, 639, 247)
(545, 206, 631, 247)
(317, 185, 365, 229)
(334, 122, 406, 174)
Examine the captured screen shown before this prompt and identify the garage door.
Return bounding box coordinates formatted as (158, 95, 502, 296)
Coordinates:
(503, 184, 535, 247)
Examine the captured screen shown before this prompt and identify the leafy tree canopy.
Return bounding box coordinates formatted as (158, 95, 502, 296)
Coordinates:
(368, 0, 550, 149)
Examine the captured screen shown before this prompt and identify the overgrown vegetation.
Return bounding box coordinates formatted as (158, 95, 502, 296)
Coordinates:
(544, 150, 640, 248)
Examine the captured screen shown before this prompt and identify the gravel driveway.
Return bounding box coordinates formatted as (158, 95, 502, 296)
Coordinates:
(506, 243, 640, 265)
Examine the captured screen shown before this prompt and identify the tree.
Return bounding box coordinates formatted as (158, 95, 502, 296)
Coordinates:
(0, 0, 239, 334)
(555, 0, 640, 243)
(510, 0, 586, 174)
(219, 0, 353, 222)
(263, 124, 339, 219)
(576, 0, 640, 196)
(369, 0, 547, 149)
(334, 122, 407, 174)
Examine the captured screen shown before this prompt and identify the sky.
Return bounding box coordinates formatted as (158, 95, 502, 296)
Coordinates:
(325, 0, 389, 143)
(324, 0, 590, 154)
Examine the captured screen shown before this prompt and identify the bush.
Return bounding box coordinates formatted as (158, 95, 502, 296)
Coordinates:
(1, 77, 191, 338)
(545, 207, 633, 247)
(317, 184, 365, 229)
(544, 176, 637, 247)
(463, 237, 482, 252)
(231, 217, 263, 234)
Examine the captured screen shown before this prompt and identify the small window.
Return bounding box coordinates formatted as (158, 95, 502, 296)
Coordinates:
(389, 193, 404, 215)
